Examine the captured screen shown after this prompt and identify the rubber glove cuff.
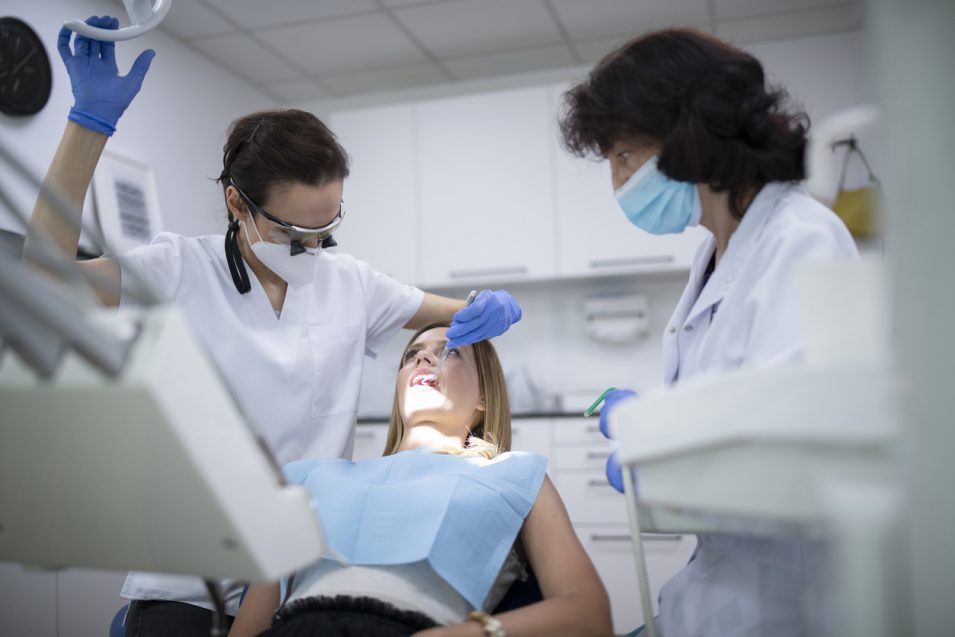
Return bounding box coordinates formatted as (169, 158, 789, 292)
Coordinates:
(606, 450, 636, 494)
(598, 389, 638, 439)
(67, 107, 117, 136)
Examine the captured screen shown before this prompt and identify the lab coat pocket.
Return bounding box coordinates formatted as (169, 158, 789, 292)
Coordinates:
(309, 322, 363, 418)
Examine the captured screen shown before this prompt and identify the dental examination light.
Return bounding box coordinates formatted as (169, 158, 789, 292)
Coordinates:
(64, 0, 172, 42)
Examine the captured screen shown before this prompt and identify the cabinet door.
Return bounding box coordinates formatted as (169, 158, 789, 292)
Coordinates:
(510, 419, 553, 475)
(416, 87, 558, 287)
(549, 84, 709, 278)
(352, 423, 389, 461)
(330, 104, 418, 284)
(577, 526, 696, 633)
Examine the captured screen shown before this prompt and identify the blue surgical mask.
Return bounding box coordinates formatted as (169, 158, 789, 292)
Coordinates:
(614, 155, 701, 234)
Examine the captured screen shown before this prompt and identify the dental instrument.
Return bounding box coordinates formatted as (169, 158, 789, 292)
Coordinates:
(435, 289, 477, 375)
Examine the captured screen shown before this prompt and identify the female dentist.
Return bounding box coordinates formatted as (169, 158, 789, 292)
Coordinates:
(27, 18, 521, 636)
(559, 29, 858, 636)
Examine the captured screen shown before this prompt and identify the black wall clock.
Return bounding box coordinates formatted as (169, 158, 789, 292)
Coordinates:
(0, 17, 53, 116)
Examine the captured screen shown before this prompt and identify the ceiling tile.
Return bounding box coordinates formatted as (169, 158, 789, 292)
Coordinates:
(716, 5, 864, 45)
(201, 0, 379, 30)
(260, 78, 330, 104)
(714, 0, 859, 21)
(320, 62, 447, 95)
(256, 13, 429, 75)
(158, 1, 236, 39)
(573, 22, 719, 64)
(572, 36, 628, 64)
(548, 0, 711, 41)
(445, 45, 578, 80)
(377, 0, 448, 7)
(189, 33, 299, 83)
(393, 0, 565, 58)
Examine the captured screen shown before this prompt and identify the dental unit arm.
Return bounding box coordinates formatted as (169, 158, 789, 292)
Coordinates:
(0, 134, 325, 628)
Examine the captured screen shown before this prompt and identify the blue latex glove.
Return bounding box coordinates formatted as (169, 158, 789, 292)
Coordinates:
(57, 16, 155, 136)
(598, 388, 638, 439)
(605, 450, 624, 493)
(445, 289, 522, 348)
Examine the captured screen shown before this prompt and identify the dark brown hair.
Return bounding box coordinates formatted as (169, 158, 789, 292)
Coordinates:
(216, 109, 349, 208)
(559, 28, 809, 218)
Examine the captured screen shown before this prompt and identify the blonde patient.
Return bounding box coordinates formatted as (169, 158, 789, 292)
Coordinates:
(229, 324, 612, 637)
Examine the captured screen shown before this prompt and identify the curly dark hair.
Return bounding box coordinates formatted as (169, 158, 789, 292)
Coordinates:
(559, 28, 809, 218)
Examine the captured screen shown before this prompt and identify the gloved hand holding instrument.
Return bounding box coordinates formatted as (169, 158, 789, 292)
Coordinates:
(584, 386, 658, 637)
(443, 289, 522, 350)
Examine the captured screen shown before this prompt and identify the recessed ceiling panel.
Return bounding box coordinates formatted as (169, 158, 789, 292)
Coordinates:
(393, 0, 565, 58)
(256, 13, 429, 75)
(549, 0, 711, 41)
(158, 1, 236, 39)
(320, 62, 448, 95)
(201, 0, 379, 30)
(445, 45, 578, 80)
(190, 33, 300, 83)
(714, 0, 858, 21)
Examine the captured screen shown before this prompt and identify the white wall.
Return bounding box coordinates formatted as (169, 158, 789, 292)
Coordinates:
(0, 0, 279, 241)
(348, 29, 879, 417)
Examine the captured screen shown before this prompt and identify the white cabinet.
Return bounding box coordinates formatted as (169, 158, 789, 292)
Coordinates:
(352, 423, 389, 461)
(548, 84, 709, 278)
(578, 527, 696, 632)
(415, 87, 559, 287)
(549, 417, 695, 634)
(330, 104, 418, 284)
(510, 418, 552, 475)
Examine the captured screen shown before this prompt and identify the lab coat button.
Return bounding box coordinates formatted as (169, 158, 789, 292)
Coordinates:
(668, 326, 677, 334)
(684, 325, 693, 332)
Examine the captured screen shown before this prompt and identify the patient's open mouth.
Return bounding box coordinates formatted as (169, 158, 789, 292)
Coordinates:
(410, 368, 439, 389)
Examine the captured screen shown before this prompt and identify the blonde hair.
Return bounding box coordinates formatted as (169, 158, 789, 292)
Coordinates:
(383, 323, 511, 459)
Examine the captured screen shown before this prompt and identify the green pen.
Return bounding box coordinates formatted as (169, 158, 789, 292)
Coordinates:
(583, 387, 618, 417)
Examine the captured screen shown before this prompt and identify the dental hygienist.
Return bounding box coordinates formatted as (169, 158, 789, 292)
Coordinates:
(25, 17, 521, 636)
(559, 29, 857, 636)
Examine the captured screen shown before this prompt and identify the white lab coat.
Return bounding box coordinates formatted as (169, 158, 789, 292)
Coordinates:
(655, 182, 858, 637)
(115, 232, 424, 614)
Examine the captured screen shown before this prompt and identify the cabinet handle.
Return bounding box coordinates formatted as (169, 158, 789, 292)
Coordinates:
(585, 424, 600, 434)
(585, 451, 609, 460)
(587, 478, 611, 487)
(589, 255, 674, 269)
(512, 428, 520, 435)
(590, 533, 683, 543)
(354, 430, 376, 440)
(448, 266, 527, 279)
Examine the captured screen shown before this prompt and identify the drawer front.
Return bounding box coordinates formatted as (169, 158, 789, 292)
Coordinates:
(510, 420, 553, 473)
(577, 525, 696, 633)
(552, 417, 605, 445)
(552, 441, 612, 472)
(554, 470, 628, 525)
(352, 424, 389, 461)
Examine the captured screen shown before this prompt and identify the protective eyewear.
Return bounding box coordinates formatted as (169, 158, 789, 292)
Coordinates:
(231, 179, 344, 254)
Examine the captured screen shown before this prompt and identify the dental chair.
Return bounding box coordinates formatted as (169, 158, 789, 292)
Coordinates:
(108, 567, 543, 636)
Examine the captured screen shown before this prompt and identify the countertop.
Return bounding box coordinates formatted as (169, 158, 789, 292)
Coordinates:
(357, 411, 592, 424)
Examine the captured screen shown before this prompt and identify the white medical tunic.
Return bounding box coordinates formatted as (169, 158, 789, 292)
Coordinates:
(116, 232, 424, 613)
(655, 183, 858, 637)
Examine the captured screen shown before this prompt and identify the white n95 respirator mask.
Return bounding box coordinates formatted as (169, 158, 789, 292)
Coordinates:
(242, 217, 319, 288)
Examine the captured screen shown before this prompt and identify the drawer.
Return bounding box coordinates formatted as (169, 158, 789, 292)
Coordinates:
(552, 417, 605, 445)
(554, 470, 628, 525)
(577, 525, 696, 634)
(552, 441, 612, 472)
(352, 423, 389, 461)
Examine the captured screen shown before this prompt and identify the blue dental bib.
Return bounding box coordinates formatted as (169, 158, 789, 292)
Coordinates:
(282, 448, 548, 609)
